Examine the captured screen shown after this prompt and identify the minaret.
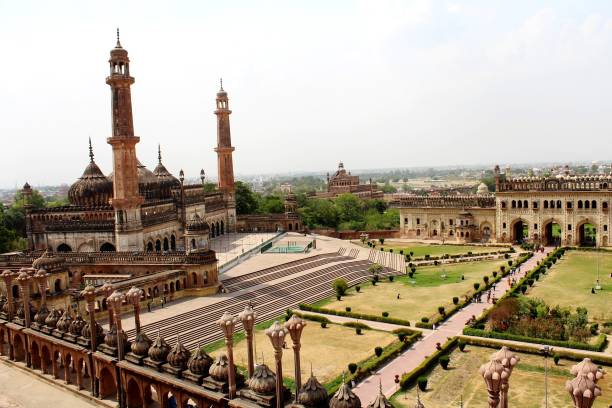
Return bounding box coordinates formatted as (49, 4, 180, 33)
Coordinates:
(106, 29, 144, 251)
(214, 79, 237, 232)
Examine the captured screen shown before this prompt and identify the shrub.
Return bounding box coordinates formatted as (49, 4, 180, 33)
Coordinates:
(439, 355, 450, 370)
(458, 341, 466, 352)
(400, 250, 404, 255)
(520, 285, 528, 294)
(379, 238, 385, 245)
(345, 307, 351, 312)
(356, 328, 362, 335)
(425, 254, 430, 260)
(333, 278, 348, 297)
(389, 275, 394, 282)
(421, 317, 429, 323)
(408, 271, 415, 278)
(483, 276, 490, 285)
(411, 266, 416, 273)
(508, 260, 513, 266)
(382, 311, 389, 317)
(398, 332, 407, 342)
(348, 363, 358, 374)
(417, 376, 428, 391)
(438, 306, 445, 315)
(336, 295, 341, 301)
(356, 286, 361, 293)
(473, 283, 480, 291)
(452, 297, 459, 305)
(374, 346, 383, 357)
(492, 271, 498, 278)
(590, 323, 599, 336)
(500, 266, 506, 273)
(410, 251, 414, 256)
(553, 355, 560, 365)
(527, 279, 535, 286)
(371, 279, 377, 286)
(321, 322, 327, 328)
(344, 321, 370, 330)
(504, 253, 510, 259)
(434, 260, 439, 266)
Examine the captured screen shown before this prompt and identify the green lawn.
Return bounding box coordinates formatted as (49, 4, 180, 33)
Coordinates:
(319, 259, 509, 324)
(390, 345, 612, 408)
(373, 242, 505, 258)
(527, 251, 612, 322)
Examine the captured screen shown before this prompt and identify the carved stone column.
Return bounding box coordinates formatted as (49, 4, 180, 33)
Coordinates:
(80, 285, 98, 353)
(492, 346, 519, 408)
(284, 315, 306, 402)
(566, 373, 602, 408)
(217, 312, 239, 398)
(107, 290, 126, 360)
(238, 304, 256, 378)
(126, 286, 143, 333)
(266, 321, 287, 408)
(100, 283, 115, 325)
(34, 269, 49, 307)
(479, 358, 506, 408)
(1, 270, 16, 321)
(16, 270, 32, 328)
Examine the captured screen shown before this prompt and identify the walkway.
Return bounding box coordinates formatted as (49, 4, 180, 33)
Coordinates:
(352, 247, 551, 404)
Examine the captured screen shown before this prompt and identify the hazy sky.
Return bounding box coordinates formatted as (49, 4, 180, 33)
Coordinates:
(2, 0, 612, 188)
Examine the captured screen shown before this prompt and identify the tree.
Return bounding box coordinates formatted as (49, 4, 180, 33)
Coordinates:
(381, 183, 397, 193)
(334, 193, 362, 223)
(235, 181, 258, 214)
(257, 195, 284, 214)
(202, 182, 217, 193)
(333, 278, 348, 298)
(0, 225, 18, 253)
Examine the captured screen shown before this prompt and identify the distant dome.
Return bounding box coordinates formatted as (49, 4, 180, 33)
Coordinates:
(153, 146, 180, 198)
(477, 182, 490, 195)
(108, 159, 161, 200)
(68, 141, 112, 207)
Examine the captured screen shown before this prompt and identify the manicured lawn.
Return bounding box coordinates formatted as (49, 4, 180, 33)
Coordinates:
(319, 259, 509, 324)
(390, 345, 612, 408)
(374, 242, 504, 258)
(527, 251, 612, 322)
(209, 321, 396, 384)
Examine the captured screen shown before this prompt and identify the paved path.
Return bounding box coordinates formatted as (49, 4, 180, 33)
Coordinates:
(353, 247, 551, 404)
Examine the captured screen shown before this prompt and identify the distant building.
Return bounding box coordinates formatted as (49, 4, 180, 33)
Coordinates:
(317, 162, 383, 199)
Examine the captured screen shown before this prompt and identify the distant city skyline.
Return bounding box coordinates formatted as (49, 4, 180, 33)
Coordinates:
(2, 0, 612, 188)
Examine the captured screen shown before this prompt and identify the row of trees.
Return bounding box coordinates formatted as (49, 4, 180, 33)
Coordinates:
(235, 181, 286, 215)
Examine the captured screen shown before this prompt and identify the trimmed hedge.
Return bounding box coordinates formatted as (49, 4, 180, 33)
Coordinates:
(400, 337, 458, 389)
(299, 304, 411, 326)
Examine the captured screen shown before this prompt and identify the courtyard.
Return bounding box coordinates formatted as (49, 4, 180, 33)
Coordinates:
(317, 259, 509, 324)
(527, 250, 612, 322)
(390, 344, 612, 408)
(209, 319, 397, 386)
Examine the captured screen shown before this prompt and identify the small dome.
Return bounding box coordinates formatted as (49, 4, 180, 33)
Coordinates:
(68, 141, 113, 207)
(167, 338, 191, 370)
(104, 325, 128, 348)
(477, 182, 489, 195)
(330, 382, 361, 408)
(247, 364, 276, 395)
(209, 354, 229, 381)
(81, 321, 104, 341)
(187, 345, 213, 376)
(366, 387, 392, 408)
(298, 373, 328, 406)
(108, 159, 161, 199)
(69, 311, 86, 336)
(131, 332, 152, 357)
(44, 308, 61, 329)
(153, 146, 180, 197)
(32, 250, 65, 270)
(148, 332, 171, 362)
(56, 309, 72, 332)
(34, 304, 49, 325)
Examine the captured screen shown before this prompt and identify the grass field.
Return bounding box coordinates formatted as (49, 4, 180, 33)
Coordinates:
(319, 259, 508, 324)
(209, 321, 396, 384)
(390, 345, 612, 408)
(527, 251, 612, 322)
(373, 242, 504, 258)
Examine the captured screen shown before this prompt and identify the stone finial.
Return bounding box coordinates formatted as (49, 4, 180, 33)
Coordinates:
(265, 321, 287, 350)
(239, 304, 256, 332)
(284, 314, 306, 344)
(570, 358, 605, 383)
(217, 311, 238, 338)
(126, 286, 143, 304)
(479, 359, 507, 408)
(565, 373, 602, 408)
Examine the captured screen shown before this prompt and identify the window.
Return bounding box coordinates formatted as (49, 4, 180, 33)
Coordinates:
(568, 224, 572, 231)
(512, 200, 517, 208)
(404, 218, 408, 224)
(501, 202, 507, 209)
(567, 201, 572, 209)
(416, 218, 420, 225)
(557, 200, 562, 208)
(524, 200, 528, 208)
(544, 201, 549, 209)
(605, 225, 608, 232)
(585, 200, 590, 209)
(449, 219, 454, 226)
(534, 223, 538, 230)
(592, 200, 597, 209)
(533, 201, 538, 209)
(518, 200, 523, 209)
(578, 200, 583, 209)
(604, 202, 609, 209)
(502, 222, 507, 229)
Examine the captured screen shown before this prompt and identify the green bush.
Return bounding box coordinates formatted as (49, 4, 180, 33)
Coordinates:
(438, 306, 445, 315)
(408, 271, 415, 278)
(398, 332, 407, 342)
(439, 355, 450, 369)
(321, 322, 327, 328)
(348, 363, 358, 374)
(298, 304, 411, 327)
(421, 317, 429, 323)
(411, 266, 416, 273)
(356, 285, 361, 292)
(553, 355, 560, 365)
(389, 275, 394, 282)
(493, 271, 498, 278)
(483, 276, 490, 285)
(343, 321, 371, 330)
(345, 307, 351, 312)
(458, 341, 466, 352)
(417, 376, 428, 391)
(520, 285, 527, 294)
(473, 283, 480, 291)
(527, 279, 535, 286)
(333, 278, 348, 297)
(382, 311, 389, 317)
(375, 346, 383, 357)
(452, 297, 459, 305)
(356, 328, 362, 335)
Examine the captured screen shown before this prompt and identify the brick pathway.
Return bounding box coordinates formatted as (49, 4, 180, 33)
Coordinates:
(353, 247, 551, 404)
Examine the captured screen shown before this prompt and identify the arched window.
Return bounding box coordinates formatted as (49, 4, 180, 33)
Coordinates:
(603, 202, 608, 209)
(170, 235, 176, 251)
(518, 201, 523, 209)
(511, 200, 516, 209)
(556, 200, 562, 209)
(100, 242, 116, 252)
(592, 200, 597, 209)
(567, 201, 572, 209)
(190, 239, 196, 249)
(501, 202, 507, 209)
(578, 200, 583, 209)
(544, 201, 549, 209)
(220, 220, 225, 235)
(432, 229, 438, 236)
(57, 243, 72, 252)
(523, 200, 528, 208)
(288, 223, 293, 231)
(163, 237, 169, 251)
(146, 242, 154, 252)
(585, 200, 590, 209)
(155, 240, 161, 252)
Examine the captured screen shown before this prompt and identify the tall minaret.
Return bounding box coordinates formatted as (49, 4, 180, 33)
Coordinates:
(214, 80, 237, 231)
(106, 29, 144, 251)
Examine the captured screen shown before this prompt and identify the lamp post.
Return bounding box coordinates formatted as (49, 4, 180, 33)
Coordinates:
(479, 358, 506, 408)
(266, 321, 287, 408)
(238, 304, 257, 378)
(492, 346, 519, 408)
(217, 312, 238, 398)
(540, 345, 553, 408)
(284, 315, 306, 402)
(200, 169, 206, 186)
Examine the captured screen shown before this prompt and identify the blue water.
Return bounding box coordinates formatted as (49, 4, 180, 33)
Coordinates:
(266, 245, 305, 253)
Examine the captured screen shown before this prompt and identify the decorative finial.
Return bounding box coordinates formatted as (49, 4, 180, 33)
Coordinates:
(220, 77, 224, 91)
(88, 137, 94, 162)
(116, 27, 122, 48)
(379, 378, 383, 393)
(158, 144, 162, 164)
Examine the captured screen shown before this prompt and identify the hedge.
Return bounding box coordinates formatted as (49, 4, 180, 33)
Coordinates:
(463, 328, 608, 352)
(326, 331, 422, 395)
(299, 304, 411, 326)
(399, 337, 458, 390)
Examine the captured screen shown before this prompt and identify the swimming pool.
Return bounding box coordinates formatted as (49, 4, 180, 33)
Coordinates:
(265, 245, 306, 253)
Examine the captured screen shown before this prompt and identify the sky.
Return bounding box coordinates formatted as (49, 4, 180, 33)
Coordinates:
(1, 0, 612, 188)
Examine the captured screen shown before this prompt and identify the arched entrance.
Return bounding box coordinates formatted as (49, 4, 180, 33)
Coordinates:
(41, 346, 51, 375)
(99, 366, 118, 400)
(127, 378, 143, 408)
(13, 334, 25, 362)
(146, 242, 154, 252)
(220, 220, 225, 234)
(30, 341, 41, 370)
(163, 237, 169, 251)
(511, 220, 528, 243)
(100, 242, 116, 252)
(170, 235, 176, 251)
(54, 279, 62, 293)
(544, 221, 561, 246)
(57, 243, 72, 252)
(579, 223, 597, 247)
(155, 240, 161, 252)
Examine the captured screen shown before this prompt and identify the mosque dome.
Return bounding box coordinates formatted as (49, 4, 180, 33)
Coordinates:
(166, 337, 191, 370)
(186, 345, 213, 376)
(68, 140, 113, 207)
(330, 382, 361, 408)
(131, 332, 152, 357)
(477, 182, 490, 196)
(108, 159, 161, 200)
(297, 373, 328, 406)
(209, 354, 230, 381)
(148, 331, 171, 362)
(247, 364, 276, 395)
(153, 145, 180, 198)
